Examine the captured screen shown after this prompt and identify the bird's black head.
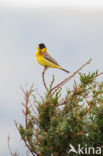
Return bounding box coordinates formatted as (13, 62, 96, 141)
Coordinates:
(39, 43, 46, 49)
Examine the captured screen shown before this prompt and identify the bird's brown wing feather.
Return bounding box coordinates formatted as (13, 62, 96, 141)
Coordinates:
(44, 54, 60, 66)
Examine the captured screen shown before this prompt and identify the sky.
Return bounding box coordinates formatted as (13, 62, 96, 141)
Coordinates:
(1, 0, 103, 9)
(0, 0, 103, 155)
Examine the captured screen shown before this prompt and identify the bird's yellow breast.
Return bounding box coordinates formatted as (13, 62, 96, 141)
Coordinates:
(35, 51, 60, 68)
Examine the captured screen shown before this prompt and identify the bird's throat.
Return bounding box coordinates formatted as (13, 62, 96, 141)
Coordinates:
(35, 50, 43, 57)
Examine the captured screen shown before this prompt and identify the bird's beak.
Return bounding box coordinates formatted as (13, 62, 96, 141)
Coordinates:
(36, 47, 39, 50)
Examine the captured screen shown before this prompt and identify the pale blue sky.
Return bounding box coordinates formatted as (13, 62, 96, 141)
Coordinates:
(0, 2, 103, 155)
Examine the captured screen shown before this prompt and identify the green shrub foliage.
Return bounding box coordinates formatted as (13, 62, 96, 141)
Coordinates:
(15, 70, 103, 156)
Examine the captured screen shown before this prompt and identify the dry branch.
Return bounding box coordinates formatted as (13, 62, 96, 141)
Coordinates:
(14, 121, 38, 156)
(8, 135, 19, 156)
(42, 66, 48, 90)
(20, 85, 34, 128)
(50, 58, 92, 95)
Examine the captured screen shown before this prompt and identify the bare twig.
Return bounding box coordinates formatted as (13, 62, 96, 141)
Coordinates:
(14, 120, 38, 156)
(30, 104, 39, 118)
(42, 66, 48, 90)
(21, 85, 34, 129)
(96, 72, 103, 78)
(36, 90, 44, 103)
(8, 135, 19, 156)
(15, 85, 38, 155)
(50, 58, 92, 95)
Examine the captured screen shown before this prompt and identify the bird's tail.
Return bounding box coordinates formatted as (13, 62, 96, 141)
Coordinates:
(60, 67, 70, 73)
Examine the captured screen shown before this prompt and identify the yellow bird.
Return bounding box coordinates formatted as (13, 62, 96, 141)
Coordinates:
(35, 43, 70, 73)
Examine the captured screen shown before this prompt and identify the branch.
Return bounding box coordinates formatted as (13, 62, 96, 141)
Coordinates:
(96, 72, 103, 78)
(42, 67, 48, 90)
(50, 58, 92, 95)
(60, 70, 103, 108)
(21, 84, 34, 129)
(8, 135, 19, 156)
(14, 121, 38, 156)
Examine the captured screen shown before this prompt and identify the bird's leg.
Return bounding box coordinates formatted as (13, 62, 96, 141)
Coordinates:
(42, 66, 48, 90)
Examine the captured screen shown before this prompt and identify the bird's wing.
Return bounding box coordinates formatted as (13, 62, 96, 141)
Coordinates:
(44, 54, 60, 66)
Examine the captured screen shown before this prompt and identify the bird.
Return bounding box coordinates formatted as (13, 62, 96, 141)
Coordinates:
(35, 43, 70, 73)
